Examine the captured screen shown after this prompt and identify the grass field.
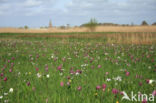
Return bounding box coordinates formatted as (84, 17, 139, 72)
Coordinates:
(0, 32, 156, 103)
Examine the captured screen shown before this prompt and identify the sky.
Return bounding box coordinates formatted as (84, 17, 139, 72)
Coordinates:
(0, 0, 156, 28)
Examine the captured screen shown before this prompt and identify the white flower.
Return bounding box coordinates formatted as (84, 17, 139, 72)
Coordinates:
(9, 88, 13, 93)
(37, 73, 42, 78)
(46, 74, 50, 78)
(4, 100, 9, 103)
(149, 80, 154, 84)
(59, 73, 63, 76)
(75, 72, 79, 75)
(4, 93, 8, 96)
(0, 96, 3, 99)
(106, 78, 111, 82)
(113, 76, 122, 82)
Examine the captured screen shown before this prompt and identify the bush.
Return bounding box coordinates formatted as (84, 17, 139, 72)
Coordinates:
(85, 18, 98, 32)
(24, 25, 29, 29)
(141, 20, 148, 26)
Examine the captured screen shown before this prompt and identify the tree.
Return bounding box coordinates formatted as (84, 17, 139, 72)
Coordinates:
(85, 18, 98, 32)
(152, 22, 156, 26)
(141, 20, 148, 26)
(24, 25, 28, 29)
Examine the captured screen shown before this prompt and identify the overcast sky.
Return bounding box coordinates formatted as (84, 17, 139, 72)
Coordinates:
(0, 0, 156, 27)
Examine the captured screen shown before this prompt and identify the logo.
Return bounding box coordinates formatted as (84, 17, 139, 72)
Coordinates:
(122, 91, 154, 102)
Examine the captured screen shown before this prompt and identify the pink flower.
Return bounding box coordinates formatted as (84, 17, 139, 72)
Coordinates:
(4, 77, 7, 81)
(112, 88, 119, 94)
(146, 79, 149, 84)
(76, 69, 82, 74)
(142, 99, 147, 103)
(77, 86, 82, 91)
(9, 69, 12, 72)
(98, 65, 101, 68)
(139, 82, 142, 86)
(96, 85, 101, 90)
(8, 60, 10, 63)
(0, 73, 4, 77)
(126, 72, 130, 76)
(102, 84, 107, 89)
(152, 90, 156, 96)
(12, 57, 15, 60)
(60, 82, 64, 87)
(57, 65, 62, 72)
(120, 92, 124, 95)
(36, 68, 39, 71)
(105, 72, 109, 75)
(67, 82, 70, 86)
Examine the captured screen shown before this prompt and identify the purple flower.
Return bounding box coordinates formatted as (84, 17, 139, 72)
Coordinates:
(112, 88, 119, 94)
(27, 82, 30, 86)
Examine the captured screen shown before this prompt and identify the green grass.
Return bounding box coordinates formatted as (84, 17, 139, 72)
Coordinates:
(0, 33, 155, 103)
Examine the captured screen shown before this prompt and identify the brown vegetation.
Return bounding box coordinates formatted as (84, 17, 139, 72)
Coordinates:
(0, 26, 156, 33)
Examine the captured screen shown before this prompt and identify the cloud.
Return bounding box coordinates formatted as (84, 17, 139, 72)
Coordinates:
(0, 0, 155, 27)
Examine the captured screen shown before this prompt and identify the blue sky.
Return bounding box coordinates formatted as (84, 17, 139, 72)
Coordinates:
(0, 0, 156, 27)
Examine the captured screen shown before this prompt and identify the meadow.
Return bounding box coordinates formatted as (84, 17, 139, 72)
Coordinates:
(0, 32, 156, 103)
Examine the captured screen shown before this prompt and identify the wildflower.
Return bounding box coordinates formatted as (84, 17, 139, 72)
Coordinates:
(0, 73, 4, 77)
(60, 82, 64, 87)
(0, 96, 3, 99)
(142, 99, 147, 103)
(126, 72, 130, 76)
(77, 86, 82, 91)
(4, 93, 8, 95)
(57, 65, 62, 71)
(29, 72, 31, 75)
(9, 69, 12, 72)
(149, 80, 154, 84)
(27, 82, 30, 86)
(146, 79, 149, 84)
(139, 82, 142, 86)
(106, 78, 111, 82)
(36, 68, 39, 71)
(68, 79, 72, 83)
(102, 84, 107, 89)
(112, 88, 119, 94)
(152, 90, 156, 96)
(116, 101, 119, 103)
(4, 100, 9, 103)
(96, 85, 101, 90)
(67, 82, 70, 86)
(105, 72, 109, 75)
(46, 74, 50, 78)
(98, 65, 101, 68)
(37, 73, 42, 78)
(9, 88, 13, 93)
(113, 76, 122, 81)
(4, 77, 7, 81)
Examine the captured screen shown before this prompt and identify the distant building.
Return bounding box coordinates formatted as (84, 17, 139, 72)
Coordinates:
(49, 20, 52, 28)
